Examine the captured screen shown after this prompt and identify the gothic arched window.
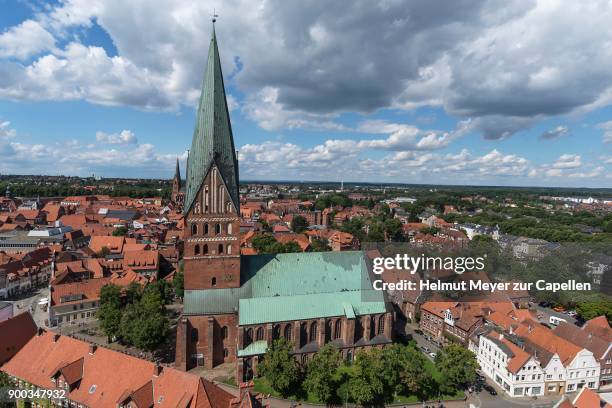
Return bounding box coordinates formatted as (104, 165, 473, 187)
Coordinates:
(309, 322, 318, 342)
(194, 244, 200, 255)
(256, 327, 264, 341)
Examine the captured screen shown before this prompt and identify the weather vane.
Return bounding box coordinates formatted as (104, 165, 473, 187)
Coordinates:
(212, 9, 219, 23)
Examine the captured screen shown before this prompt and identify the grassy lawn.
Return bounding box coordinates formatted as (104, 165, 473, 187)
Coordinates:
(253, 354, 465, 404)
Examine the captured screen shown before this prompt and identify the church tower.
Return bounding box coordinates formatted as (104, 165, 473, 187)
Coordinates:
(171, 158, 183, 204)
(183, 25, 241, 291)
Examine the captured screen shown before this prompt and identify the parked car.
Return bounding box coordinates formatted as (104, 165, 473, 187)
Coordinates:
(420, 345, 431, 353)
(429, 352, 437, 359)
(415, 329, 424, 335)
(483, 384, 497, 395)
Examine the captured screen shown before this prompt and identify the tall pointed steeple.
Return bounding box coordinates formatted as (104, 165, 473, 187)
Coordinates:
(173, 157, 181, 188)
(184, 25, 239, 214)
(172, 157, 182, 203)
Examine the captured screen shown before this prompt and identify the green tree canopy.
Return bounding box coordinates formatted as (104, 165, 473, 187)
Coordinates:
(304, 344, 341, 403)
(435, 344, 478, 393)
(258, 338, 301, 397)
(291, 215, 309, 233)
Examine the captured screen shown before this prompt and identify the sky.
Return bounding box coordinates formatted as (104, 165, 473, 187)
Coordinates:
(0, 0, 611, 188)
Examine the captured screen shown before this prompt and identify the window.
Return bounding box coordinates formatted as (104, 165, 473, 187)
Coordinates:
(218, 244, 223, 254)
(588, 382, 595, 388)
(221, 326, 228, 339)
(203, 244, 209, 254)
(245, 329, 253, 346)
(224, 348, 229, 358)
(194, 244, 200, 255)
(273, 324, 280, 340)
(191, 328, 198, 342)
(310, 322, 318, 342)
(211, 277, 217, 286)
(215, 223, 221, 235)
(256, 327, 264, 341)
(191, 224, 198, 235)
(378, 315, 385, 335)
(204, 224, 209, 234)
(228, 223, 233, 234)
(284, 324, 292, 341)
(334, 320, 342, 339)
(514, 387, 523, 396)
(227, 245, 232, 255)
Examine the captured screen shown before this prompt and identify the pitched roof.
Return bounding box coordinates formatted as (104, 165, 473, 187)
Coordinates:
(514, 321, 583, 366)
(184, 251, 387, 325)
(1, 331, 234, 408)
(583, 316, 612, 342)
(0, 312, 38, 365)
(89, 235, 125, 253)
(554, 321, 611, 360)
(184, 27, 239, 214)
(572, 385, 611, 408)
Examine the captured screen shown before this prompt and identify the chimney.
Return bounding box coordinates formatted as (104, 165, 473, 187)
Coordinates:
(154, 363, 163, 377)
(498, 332, 504, 341)
(53, 333, 60, 342)
(89, 344, 97, 354)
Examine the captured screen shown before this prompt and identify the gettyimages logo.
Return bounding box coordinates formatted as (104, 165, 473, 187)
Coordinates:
(372, 253, 487, 275)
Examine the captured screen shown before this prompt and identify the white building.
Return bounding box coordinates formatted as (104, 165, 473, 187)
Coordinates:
(478, 329, 545, 397)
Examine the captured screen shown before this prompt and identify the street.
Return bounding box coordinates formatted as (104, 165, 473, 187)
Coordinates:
(6, 286, 49, 327)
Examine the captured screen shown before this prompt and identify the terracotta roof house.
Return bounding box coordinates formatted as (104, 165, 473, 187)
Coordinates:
(1, 330, 234, 408)
(0, 312, 37, 365)
(583, 316, 612, 342)
(123, 250, 160, 277)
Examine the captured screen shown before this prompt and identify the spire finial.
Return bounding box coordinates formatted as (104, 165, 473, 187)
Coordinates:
(211, 9, 218, 24)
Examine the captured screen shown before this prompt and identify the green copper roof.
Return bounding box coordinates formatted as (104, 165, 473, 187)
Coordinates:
(184, 26, 239, 214)
(183, 251, 388, 325)
(237, 340, 268, 357)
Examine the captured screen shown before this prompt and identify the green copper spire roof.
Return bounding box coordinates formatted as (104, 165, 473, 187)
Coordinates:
(184, 25, 239, 214)
(174, 157, 181, 187)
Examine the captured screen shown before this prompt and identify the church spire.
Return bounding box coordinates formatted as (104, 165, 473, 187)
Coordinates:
(184, 24, 239, 214)
(174, 157, 181, 187)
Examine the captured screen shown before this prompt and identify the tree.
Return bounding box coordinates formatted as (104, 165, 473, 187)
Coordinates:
(252, 234, 279, 253)
(173, 271, 184, 299)
(96, 246, 111, 258)
(0, 371, 15, 408)
(258, 338, 301, 397)
(384, 218, 404, 241)
(435, 344, 478, 393)
(577, 300, 612, 322)
(310, 238, 331, 252)
(98, 284, 123, 341)
(304, 344, 341, 403)
(279, 241, 302, 253)
(112, 226, 128, 236)
(420, 226, 440, 236)
(120, 285, 169, 351)
(366, 223, 385, 242)
(347, 349, 389, 406)
(124, 282, 142, 305)
(381, 344, 433, 398)
(291, 215, 309, 233)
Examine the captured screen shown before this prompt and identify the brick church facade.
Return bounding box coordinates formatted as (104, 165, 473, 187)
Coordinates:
(175, 25, 393, 383)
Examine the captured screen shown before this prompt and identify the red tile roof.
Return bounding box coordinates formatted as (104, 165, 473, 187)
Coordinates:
(0, 312, 38, 365)
(1, 331, 234, 408)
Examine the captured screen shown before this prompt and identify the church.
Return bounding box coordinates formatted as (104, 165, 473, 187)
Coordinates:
(175, 25, 393, 383)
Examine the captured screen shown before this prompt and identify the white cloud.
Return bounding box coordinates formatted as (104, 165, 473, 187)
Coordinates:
(0, 20, 56, 60)
(597, 120, 612, 144)
(540, 125, 569, 140)
(0, 121, 16, 138)
(0, 0, 612, 139)
(95, 130, 138, 145)
(551, 154, 582, 169)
